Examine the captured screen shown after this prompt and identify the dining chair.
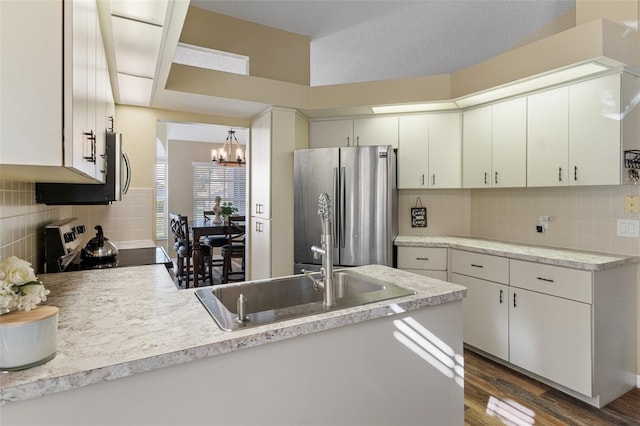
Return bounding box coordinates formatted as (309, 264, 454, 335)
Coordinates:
(221, 215, 246, 283)
(169, 213, 213, 288)
(201, 210, 226, 273)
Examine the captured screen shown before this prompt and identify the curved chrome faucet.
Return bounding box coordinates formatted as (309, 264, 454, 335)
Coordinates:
(302, 193, 336, 307)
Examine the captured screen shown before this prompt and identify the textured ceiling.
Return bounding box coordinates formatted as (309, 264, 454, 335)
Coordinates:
(189, 0, 576, 86)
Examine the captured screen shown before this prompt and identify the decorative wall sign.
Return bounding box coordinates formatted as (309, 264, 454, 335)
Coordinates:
(411, 197, 427, 228)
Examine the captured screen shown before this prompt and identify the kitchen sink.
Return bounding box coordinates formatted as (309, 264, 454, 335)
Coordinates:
(195, 270, 415, 331)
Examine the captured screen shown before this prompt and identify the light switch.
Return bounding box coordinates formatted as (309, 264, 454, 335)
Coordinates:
(625, 195, 639, 214)
(617, 219, 640, 238)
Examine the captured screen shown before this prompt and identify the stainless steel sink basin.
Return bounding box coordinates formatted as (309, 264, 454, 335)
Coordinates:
(195, 270, 415, 331)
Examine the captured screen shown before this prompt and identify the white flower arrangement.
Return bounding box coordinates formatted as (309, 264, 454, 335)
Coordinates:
(0, 257, 50, 314)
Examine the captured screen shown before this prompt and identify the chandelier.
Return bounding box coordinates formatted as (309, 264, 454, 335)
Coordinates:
(211, 129, 245, 166)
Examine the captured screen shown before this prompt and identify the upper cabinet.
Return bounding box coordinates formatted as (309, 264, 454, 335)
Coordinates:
(528, 73, 640, 187)
(310, 116, 398, 148)
(398, 113, 461, 189)
(0, 0, 113, 183)
(568, 73, 621, 186)
(462, 97, 527, 188)
(527, 86, 569, 186)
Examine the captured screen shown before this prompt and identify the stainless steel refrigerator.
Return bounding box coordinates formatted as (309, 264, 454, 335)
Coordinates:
(294, 145, 397, 272)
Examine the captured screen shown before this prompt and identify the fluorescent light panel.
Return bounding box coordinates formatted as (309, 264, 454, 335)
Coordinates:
(372, 102, 458, 114)
(118, 73, 153, 107)
(109, 0, 168, 26)
(112, 16, 163, 78)
(173, 43, 249, 76)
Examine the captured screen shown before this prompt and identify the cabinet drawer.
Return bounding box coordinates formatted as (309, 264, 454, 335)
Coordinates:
(510, 260, 592, 304)
(397, 247, 447, 271)
(450, 249, 509, 284)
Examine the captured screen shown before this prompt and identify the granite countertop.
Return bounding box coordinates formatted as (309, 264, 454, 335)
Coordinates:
(395, 235, 640, 271)
(0, 264, 465, 405)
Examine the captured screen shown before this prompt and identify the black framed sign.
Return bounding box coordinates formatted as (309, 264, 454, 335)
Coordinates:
(411, 197, 427, 227)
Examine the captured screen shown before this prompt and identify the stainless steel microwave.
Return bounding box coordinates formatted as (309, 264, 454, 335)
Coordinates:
(35, 132, 131, 205)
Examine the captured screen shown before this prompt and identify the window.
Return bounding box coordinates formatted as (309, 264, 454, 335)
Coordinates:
(155, 161, 168, 239)
(193, 162, 246, 220)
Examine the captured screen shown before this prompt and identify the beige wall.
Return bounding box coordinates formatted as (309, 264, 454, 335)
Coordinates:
(167, 139, 227, 221)
(181, 6, 310, 85)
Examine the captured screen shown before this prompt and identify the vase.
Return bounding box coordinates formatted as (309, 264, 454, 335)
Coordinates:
(0, 305, 58, 371)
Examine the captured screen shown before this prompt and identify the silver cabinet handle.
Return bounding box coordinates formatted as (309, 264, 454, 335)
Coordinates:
(415, 257, 430, 261)
(356, 136, 360, 146)
(421, 174, 425, 186)
(499, 289, 503, 304)
(495, 171, 498, 184)
(347, 136, 350, 147)
(471, 264, 483, 268)
(536, 277, 555, 283)
(484, 172, 488, 185)
(432, 174, 435, 186)
(513, 292, 517, 308)
(574, 165, 578, 181)
(559, 167, 562, 182)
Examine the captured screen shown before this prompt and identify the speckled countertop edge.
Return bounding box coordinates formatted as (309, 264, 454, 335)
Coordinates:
(394, 235, 640, 271)
(0, 264, 465, 405)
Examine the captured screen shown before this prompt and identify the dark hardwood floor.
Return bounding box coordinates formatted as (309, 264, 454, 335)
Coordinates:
(464, 349, 640, 425)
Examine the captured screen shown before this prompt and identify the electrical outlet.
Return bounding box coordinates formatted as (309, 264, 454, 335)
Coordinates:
(617, 219, 640, 238)
(625, 195, 639, 214)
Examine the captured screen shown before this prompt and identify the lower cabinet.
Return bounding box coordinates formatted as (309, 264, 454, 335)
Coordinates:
(396, 246, 447, 280)
(450, 272, 509, 361)
(449, 249, 637, 407)
(508, 286, 592, 396)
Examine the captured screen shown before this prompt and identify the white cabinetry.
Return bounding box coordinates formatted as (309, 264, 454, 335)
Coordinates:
(527, 86, 569, 186)
(569, 73, 621, 186)
(0, 0, 112, 183)
(462, 98, 526, 188)
(528, 73, 640, 187)
(310, 117, 398, 148)
(450, 250, 509, 360)
(450, 247, 636, 407)
(398, 113, 461, 189)
(397, 246, 448, 280)
(249, 109, 305, 280)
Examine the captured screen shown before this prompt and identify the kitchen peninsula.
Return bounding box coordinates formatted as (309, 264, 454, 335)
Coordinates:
(1, 264, 466, 425)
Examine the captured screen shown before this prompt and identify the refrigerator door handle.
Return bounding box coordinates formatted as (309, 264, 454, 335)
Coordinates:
(333, 167, 339, 248)
(340, 166, 346, 248)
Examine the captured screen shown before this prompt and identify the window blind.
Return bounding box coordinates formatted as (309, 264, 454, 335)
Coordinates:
(156, 161, 168, 239)
(193, 162, 247, 220)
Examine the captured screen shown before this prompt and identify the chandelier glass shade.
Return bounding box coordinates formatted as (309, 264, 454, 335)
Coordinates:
(211, 129, 245, 166)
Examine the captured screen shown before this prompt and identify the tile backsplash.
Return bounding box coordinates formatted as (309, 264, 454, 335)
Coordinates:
(0, 180, 153, 273)
(471, 185, 640, 255)
(399, 185, 640, 256)
(0, 179, 71, 271)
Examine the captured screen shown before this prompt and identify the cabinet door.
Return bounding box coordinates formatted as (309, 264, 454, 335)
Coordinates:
(310, 119, 353, 148)
(398, 115, 429, 188)
(429, 112, 461, 188)
(462, 105, 492, 188)
(509, 287, 592, 396)
(353, 116, 398, 148)
(0, 0, 63, 166)
(569, 74, 621, 186)
(527, 87, 569, 186)
(251, 112, 271, 218)
(65, 0, 97, 179)
(451, 273, 509, 361)
(250, 218, 271, 280)
(491, 97, 526, 187)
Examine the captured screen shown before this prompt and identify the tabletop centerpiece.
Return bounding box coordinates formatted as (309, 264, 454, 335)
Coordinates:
(0, 256, 58, 371)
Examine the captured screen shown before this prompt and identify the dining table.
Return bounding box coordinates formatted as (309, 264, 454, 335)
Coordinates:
(190, 218, 244, 286)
